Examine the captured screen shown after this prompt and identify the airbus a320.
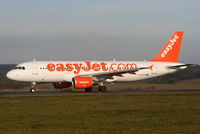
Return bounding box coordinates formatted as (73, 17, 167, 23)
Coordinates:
(7, 31, 192, 93)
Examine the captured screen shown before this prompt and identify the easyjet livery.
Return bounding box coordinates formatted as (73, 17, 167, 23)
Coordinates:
(6, 31, 192, 93)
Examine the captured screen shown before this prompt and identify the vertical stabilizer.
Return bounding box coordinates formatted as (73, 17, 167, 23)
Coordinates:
(150, 31, 184, 62)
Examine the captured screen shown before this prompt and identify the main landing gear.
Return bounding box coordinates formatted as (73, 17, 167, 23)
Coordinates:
(85, 87, 92, 92)
(98, 86, 107, 92)
(30, 82, 36, 93)
(84, 83, 107, 93)
(98, 82, 107, 92)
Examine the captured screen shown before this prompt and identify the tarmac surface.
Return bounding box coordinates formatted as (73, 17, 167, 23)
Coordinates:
(0, 89, 200, 96)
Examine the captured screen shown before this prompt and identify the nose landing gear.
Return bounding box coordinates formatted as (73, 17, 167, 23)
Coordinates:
(30, 82, 36, 93)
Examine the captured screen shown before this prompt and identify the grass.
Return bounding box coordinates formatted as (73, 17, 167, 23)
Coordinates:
(0, 93, 200, 134)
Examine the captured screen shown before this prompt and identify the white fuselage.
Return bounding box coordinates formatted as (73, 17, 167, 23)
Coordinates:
(6, 61, 184, 83)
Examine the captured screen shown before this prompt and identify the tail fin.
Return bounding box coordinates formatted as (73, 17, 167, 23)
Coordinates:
(150, 31, 184, 63)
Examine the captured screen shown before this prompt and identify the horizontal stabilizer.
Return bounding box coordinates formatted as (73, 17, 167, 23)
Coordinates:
(167, 64, 193, 70)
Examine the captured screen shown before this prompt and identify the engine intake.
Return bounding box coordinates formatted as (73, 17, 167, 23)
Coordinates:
(72, 77, 93, 89)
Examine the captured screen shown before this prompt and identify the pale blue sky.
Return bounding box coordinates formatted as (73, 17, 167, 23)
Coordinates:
(0, 0, 199, 64)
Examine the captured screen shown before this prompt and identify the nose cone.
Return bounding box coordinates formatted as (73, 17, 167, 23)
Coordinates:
(6, 70, 17, 80)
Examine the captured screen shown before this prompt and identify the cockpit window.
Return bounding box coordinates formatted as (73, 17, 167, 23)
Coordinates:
(14, 66, 26, 70)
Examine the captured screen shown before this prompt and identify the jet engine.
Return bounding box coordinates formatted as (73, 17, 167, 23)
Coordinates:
(72, 77, 93, 89)
(53, 82, 72, 89)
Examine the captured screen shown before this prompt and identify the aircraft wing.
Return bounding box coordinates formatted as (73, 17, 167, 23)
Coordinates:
(77, 67, 149, 82)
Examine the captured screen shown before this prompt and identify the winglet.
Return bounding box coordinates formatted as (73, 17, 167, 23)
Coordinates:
(150, 31, 184, 63)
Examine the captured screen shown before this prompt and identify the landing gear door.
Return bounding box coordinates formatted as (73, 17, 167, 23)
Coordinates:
(32, 61, 39, 75)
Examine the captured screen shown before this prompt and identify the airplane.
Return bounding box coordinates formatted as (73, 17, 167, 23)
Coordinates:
(6, 31, 192, 93)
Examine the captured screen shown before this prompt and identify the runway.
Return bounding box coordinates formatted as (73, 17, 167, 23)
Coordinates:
(0, 89, 200, 96)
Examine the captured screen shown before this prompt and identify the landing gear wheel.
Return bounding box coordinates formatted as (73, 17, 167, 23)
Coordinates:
(98, 86, 107, 92)
(30, 82, 36, 93)
(30, 88, 35, 93)
(85, 87, 92, 92)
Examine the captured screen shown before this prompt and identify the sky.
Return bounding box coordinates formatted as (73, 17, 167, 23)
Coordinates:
(0, 0, 199, 64)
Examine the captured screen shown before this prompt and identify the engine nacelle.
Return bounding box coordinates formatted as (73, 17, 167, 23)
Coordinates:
(53, 82, 72, 89)
(72, 77, 93, 89)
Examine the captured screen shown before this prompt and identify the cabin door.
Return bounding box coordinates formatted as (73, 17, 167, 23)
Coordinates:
(32, 61, 39, 75)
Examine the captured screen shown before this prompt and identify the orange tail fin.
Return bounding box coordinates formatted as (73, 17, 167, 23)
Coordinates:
(150, 31, 184, 63)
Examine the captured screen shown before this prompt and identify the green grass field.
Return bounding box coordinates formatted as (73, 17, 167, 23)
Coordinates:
(0, 93, 200, 134)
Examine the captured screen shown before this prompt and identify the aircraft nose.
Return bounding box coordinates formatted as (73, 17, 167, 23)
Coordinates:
(6, 71, 17, 80)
